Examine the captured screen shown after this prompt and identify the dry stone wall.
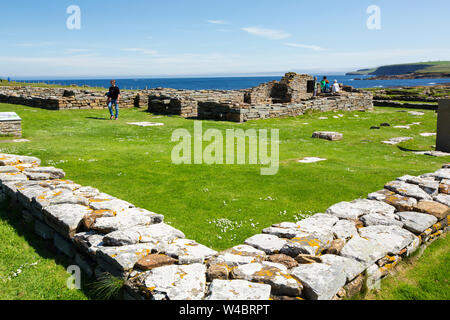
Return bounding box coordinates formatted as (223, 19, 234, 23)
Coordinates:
(0, 73, 373, 122)
(0, 87, 148, 110)
(0, 152, 448, 300)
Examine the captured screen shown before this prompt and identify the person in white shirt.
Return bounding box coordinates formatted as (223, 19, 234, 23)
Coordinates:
(331, 80, 340, 93)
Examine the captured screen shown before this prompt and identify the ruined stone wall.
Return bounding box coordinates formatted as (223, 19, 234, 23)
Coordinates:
(0, 87, 148, 110)
(0, 73, 372, 122)
(1, 152, 448, 300)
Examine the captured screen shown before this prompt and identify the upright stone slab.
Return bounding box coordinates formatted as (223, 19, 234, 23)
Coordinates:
(437, 99, 450, 152)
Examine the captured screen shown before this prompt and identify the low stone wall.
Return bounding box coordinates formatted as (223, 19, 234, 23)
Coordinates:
(0, 152, 448, 300)
(374, 100, 438, 110)
(0, 120, 21, 137)
(0, 87, 148, 110)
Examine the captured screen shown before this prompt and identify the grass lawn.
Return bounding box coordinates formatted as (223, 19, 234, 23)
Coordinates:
(0, 102, 448, 299)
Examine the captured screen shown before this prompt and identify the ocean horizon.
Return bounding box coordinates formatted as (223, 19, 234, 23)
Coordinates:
(9, 75, 450, 91)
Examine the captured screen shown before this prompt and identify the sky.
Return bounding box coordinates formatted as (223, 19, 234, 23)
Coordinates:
(0, 0, 449, 78)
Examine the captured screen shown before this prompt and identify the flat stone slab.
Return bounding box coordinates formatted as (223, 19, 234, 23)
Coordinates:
(135, 254, 176, 271)
(340, 236, 387, 267)
(73, 231, 105, 255)
(385, 180, 433, 201)
(0, 112, 21, 122)
(91, 208, 164, 233)
(297, 157, 327, 163)
(360, 213, 403, 228)
(244, 234, 287, 254)
(382, 137, 413, 145)
(414, 200, 450, 220)
(231, 262, 302, 296)
(359, 225, 416, 255)
(420, 133, 436, 137)
(331, 219, 358, 239)
(207, 279, 271, 300)
(312, 131, 343, 141)
(396, 212, 438, 234)
(431, 169, 450, 181)
(102, 222, 183, 246)
(320, 254, 366, 282)
(89, 198, 134, 212)
(143, 263, 207, 300)
(164, 238, 218, 264)
(127, 122, 164, 127)
(414, 151, 450, 157)
(24, 167, 65, 179)
(0, 153, 40, 166)
(434, 194, 450, 207)
(408, 111, 424, 116)
(43, 204, 93, 238)
(215, 245, 266, 267)
(290, 263, 346, 300)
(326, 199, 395, 220)
(96, 243, 162, 276)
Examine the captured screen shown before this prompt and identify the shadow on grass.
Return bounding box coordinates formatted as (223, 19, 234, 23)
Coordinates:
(85, 117, 111, 121)
(0, 202, 108, 300)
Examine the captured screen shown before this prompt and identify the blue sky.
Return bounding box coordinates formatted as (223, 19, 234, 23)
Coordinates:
(0, 0, 449, 78)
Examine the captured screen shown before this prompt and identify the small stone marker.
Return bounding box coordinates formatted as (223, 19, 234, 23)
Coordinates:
(393, 125, 410, 129)
(128, 122, 164, 127)
(408, 111, 425, 116)
(312, 131, 343, 141)
(0, 112, 22, 137)
(420, 133, 436, 137)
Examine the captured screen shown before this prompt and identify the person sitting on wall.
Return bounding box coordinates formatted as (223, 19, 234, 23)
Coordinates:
(321, 76, 330, 93)
(331, 80, 341, 94)
(106, 80, 121, 120)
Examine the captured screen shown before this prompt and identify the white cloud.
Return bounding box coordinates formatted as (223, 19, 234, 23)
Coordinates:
(120, 48, 158, 55)
(242, 27, 291, 40)
(207, 20, 230, 25)
(284, 43, 325, 51)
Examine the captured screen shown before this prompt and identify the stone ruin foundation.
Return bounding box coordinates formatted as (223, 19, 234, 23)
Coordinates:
(0, 152, 448, 300)
(0, 73, 373, 122)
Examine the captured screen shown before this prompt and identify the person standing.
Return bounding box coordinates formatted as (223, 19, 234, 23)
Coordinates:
(107, 80, 121, 120)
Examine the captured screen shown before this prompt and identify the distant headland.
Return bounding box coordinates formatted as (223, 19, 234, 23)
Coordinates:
(347, 61, 450, 80)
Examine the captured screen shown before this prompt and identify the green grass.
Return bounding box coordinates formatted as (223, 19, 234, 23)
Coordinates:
(0, 80, 108, 91)
(0, 204, 91, 300)
(348, 61, 450, 76)
(0, 102, 448, 299)
(361, 235, 450, 300)
(0, 103, 447, 251)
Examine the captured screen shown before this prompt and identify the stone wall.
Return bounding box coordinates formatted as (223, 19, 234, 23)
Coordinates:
(0, 73, 373, 122)
(0, 120, 21, 137)
(1, 152, 448, 300)
(0, 87, 148, 110)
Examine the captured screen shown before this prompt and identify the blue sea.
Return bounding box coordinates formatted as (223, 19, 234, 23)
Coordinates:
(13, 75, 450, 91)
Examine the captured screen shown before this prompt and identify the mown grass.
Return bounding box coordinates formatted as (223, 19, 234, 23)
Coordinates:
(361, 234, 450, 300)
(0, 102, 448, 300)
(0, 103, 447, 251)
(0, 204, 90, 300)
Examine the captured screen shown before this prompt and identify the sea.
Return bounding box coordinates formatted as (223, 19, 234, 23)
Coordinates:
(12, 75, 450, 91)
